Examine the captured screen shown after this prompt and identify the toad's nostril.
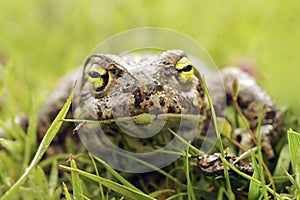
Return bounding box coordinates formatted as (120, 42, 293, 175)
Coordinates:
(132, 87, 142, 109)
(159, 97, 165, 107)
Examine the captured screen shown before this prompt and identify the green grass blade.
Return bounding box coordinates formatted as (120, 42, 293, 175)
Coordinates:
(49, 160, 59, 197)
(28, 166, 49, 200)
(280, 166, 300, 192)
(185, 146, 195, 200)
(70, 155, 84, 200)
(256, 104, 268, 199)
(148, 189, 175, 198)
(39, 153, 73, 168)
(248, 156, 261, 200)
(167, 127, 204, 156)
(273, 144, 290, 177)
(63, 182, 72, 200)
(93, 149, 183, 187)
(59, 165, 155, 200)
(233, 147, 257, 163)
(202, 77, 234, 200)
(53, 187, 62, 200)
(23, 113, 38, 168)
(0, 138, 23, 154)
(88, 153, 105, 199)
(92, 155, 143, 193)
(165, 192, 187, 200)
(287, 129, 300, 191)
(217, 187, 225, 200)
(0, 85, 75, 200)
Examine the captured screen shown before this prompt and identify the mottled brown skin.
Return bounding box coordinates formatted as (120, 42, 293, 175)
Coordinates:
(193, 153, 254, 176)
(37, 49, 283, 158)
(220, 67, 284, 158)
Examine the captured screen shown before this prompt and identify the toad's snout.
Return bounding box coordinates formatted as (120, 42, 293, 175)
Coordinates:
(128, 83, 182, 117)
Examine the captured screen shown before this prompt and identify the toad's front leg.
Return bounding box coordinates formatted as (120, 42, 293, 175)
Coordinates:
(220, 67, 284, 159)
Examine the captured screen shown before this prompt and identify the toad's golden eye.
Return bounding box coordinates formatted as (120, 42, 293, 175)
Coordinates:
(88, 64, 109, 92)
(175, 57, 194, 83)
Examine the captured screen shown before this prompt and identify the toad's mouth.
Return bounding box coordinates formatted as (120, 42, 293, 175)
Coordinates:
(98, 112, 201, 124)
(77, 112, 207, 140)
(96, 113, 208, 135)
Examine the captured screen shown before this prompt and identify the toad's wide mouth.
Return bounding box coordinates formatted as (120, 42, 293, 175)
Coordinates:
(76, 112, 208, 151)
(75, 112, 209, 140)
(88, 112, 207, 126)
(73, 113, 207, 133)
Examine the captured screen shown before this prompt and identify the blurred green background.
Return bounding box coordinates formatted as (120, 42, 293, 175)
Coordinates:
(0, 0, 299, 117)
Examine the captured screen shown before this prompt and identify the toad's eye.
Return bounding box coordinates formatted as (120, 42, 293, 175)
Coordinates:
(175, 57, 194, 83)
(88, 64, 109, 92)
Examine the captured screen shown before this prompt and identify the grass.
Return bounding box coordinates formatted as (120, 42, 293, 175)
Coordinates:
(1, 0, 300, 199)
(1, 84, 74, 200)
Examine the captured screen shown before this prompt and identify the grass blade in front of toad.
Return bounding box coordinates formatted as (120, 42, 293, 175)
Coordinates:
(0, 85, 75, 200)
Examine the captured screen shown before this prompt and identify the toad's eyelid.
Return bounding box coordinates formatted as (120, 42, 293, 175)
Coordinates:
(84, 54, 139, 83)
(112, 62, 138, 82)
